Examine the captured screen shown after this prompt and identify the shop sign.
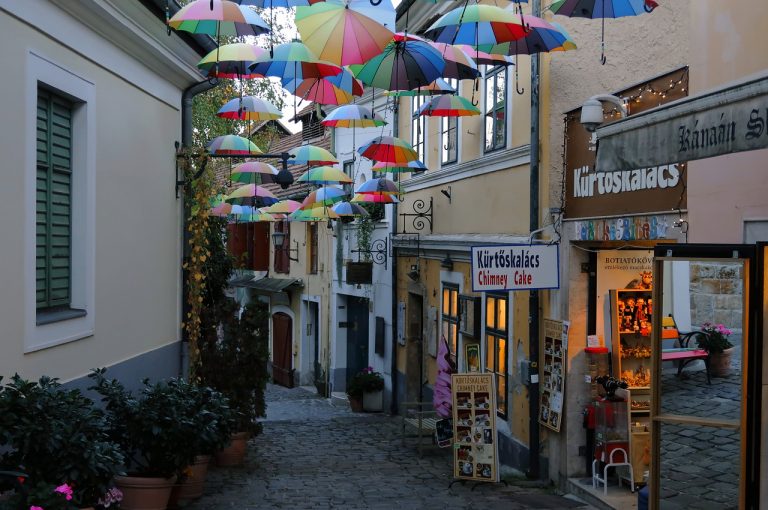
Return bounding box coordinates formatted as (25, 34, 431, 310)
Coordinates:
(470, 244, 559, 292)
(452, 373, 499, 483)
(572, 215, 672, 242)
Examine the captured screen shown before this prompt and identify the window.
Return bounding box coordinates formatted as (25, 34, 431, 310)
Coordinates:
(441, 284, 459, 357)
(36, 88, 74, 312)
(343, 160, 354, 194)
(411, 95, 426, 163)
(485, 293, 508, 417)
(227, 222, 269, 271)
(484, 66, 507, 152)
(307, 222, 318, 274)
(274, 220, 290, 273)
(441, 78, 458, 165)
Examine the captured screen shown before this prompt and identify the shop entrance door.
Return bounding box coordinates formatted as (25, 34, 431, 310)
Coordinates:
(346, 297, 369, 382)
(650, 244, 762, 509)
(272, 312, 294, 388)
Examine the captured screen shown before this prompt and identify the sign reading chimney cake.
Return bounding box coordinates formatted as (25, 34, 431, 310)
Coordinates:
(564, 67, 689, 219)
(471, 244, 559, 292)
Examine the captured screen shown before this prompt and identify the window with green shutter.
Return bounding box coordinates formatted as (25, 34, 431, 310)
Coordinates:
(36, 88, 73, 311)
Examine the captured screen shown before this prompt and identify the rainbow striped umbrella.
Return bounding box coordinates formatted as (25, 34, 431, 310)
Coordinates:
(197, 43, 266, 79)
(168, 0, 270, 37)
(288, 145, 338, 166)
(217, 96, 283, 121)
(290, 206, 340, 221)
(550, 0, 657, 18)
(207, 135, 262, 155)
(264, 199, 302, 214)
(482, 16, 570, 55)
(423, 4, 527, 48)
(239, 0, 308, 7)
(230, 161, 279, 184)
(297, 166, 353, 185)
(249, 40, 343, 82)
(283, 69, 364, 105)
(358, 136, 418, 164)
(302, 186, 347, 207)
(548, 22, 578, 52)
(386, 78, 456, 97)
(455, 45, 515, 66)
(419, 95, 481, 117)
(210, 202, 244, 216)
(428, 42, 479, 80)
(371, 160, 428, 173)
(322, 105, 387, 129)
(351, 39, 445, 92)
(356, 178, 400, 195)
(239, 209, 276, 222)
(332, 201, 370, 219)
(351, 192, 400, 204)
(225, 184, 279, 206)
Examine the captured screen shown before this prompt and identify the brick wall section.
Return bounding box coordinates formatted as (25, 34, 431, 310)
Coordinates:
(689, 262, 743, 333)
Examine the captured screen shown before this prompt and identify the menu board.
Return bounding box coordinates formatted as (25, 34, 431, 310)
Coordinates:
(540, 319, 567, 432)
(451, 373, 499, 483)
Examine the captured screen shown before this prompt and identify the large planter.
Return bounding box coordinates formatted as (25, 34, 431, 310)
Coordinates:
(214, 432, 250, 467)
(113, 474, 176, 510)
(363, 390, 383, 412)
(167, 455, 211, 508)
(710, 347, 735, 377)
(348, 394, 364, 412)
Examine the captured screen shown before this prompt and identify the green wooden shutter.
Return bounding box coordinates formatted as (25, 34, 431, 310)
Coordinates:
(36, 88, 73, 309)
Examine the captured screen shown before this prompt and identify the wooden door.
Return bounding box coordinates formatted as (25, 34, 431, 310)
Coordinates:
(272, 312, 294, 388)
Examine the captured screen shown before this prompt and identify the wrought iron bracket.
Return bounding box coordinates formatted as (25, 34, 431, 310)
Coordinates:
(391, 233, 422, 259)
(398, 197, 433, 234)
(351, 237, 388, 269)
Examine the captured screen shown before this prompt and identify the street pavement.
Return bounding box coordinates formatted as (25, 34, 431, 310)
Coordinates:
(189, 384, 593, 510)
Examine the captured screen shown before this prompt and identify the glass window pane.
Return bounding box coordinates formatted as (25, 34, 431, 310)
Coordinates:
(486, 335, 494, 371)
(497, 375, 506, 414)
(497, 337, 506, 374)
(486, 297, 495, 328)
(497, 298, 507, 331)
(451, 323, 457, 354)
(450, 289, 458, 316)
(442, 288, 450, 315)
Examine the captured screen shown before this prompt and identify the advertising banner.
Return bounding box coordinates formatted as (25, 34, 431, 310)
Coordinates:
(471, 244, 559, 292)
(540, 319, 568, 432)
(452, 373, 499, 483)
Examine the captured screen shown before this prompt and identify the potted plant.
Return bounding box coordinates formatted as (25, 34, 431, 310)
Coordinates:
(0, 375, 123, 510)
(696, 322, 735, 377)
(88, 370, 202, 510)
(346, 367, 384, 412)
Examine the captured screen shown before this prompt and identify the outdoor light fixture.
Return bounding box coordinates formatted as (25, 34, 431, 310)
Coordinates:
(580, 94, 627, 132)
(275, 167, 294, 190)
(271, 230, 299, 261)
(440, 186, 452, 203)
(441, 254, 454, 271)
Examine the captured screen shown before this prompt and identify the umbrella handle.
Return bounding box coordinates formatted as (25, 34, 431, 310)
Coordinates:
(369, 0, 382, 4)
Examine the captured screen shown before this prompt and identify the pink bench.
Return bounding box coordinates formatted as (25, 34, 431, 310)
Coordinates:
(661, 344, 711, 384)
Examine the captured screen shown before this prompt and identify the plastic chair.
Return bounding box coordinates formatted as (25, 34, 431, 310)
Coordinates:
(592, 448, 634, 495)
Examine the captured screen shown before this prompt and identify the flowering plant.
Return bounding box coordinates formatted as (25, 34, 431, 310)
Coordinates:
(346, 367, 384, 398)
(697, 322, 734, 354)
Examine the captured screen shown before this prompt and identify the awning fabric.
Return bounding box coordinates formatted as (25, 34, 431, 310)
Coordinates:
(595, 72, 768, 172)
(229, 276, 303, 293)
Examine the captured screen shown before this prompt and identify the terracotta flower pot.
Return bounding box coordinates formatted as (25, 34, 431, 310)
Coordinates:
(113, 474, 176, 510)
(214, 432, 250, 466)
(348, 395, 364, 412)
(710, 346, 734, 377)
(167, 455, 211, 508)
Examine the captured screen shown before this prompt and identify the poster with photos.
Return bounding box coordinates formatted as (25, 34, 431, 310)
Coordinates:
(451, 373, 499, 483)
(540, 319, 567, 432)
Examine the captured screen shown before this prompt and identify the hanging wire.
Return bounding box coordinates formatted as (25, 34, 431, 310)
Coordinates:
(600, 0, 607, 65)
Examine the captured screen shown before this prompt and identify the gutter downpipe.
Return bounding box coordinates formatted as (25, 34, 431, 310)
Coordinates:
(179, 77, 219, 377)
(390, 93, 400, 415)
(527, 0, 542, 480)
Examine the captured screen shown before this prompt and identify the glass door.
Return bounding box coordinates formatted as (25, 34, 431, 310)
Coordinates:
(649, 245, 760, 509)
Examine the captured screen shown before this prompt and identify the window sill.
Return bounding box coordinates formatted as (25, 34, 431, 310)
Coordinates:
(36, 307, 87, 326)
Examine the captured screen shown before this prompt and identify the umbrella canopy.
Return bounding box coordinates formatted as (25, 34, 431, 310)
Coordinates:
(428, 42, 480, 80)
(289, 206, 340, 221)
(230, 161, 279, 184)
(197, 43, 266, 79)
(207, 135, 262, 155)
(239, 210, 276, 222)
(321, 105, 387, 128)
(264, 199, 303, 214)
(331, 201, 370, 219)
(418, 94, 481, 117)
(238, 0, 308, 7)
(371, 160, 428, 173)
(249, 40, 343, 82)
(356, 177, 400, 195)
(297, 165, 353, 184)
(455, 45, 515, 66)
(295, 0, 396, 66)
(351, 192, 400, 204)
(351, 39, 445, 91)
(302, 186, 347, 207)
(548, 22, 578, 52)
(549, 0, 658, 18)
(168, 0, 270, 37)
(423, 4, 527, 48)
(210, 202, 244, 216)
(386, 78, 457, 97)
(288, 145, 339, 166)
(283, 69, 364, 105)
(225, 184, 279, 206)
(482, 15, 570, 55)
(216, 96, 283, 121)
(358, 136, 419, 164)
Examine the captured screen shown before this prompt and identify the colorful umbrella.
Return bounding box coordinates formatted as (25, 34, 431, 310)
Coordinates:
(239, 209, 276, 222)
(321, 105, 387, 128)
(357, 136, 419, 164)
(210, 202, 244, 216)
(225, 184, 279, 206)
(428, 42, 480, 80)
(295, 0, 396, 66)
(197, 43, 266, 79)
(351, 192, 400, 204)
(168, 0, 270, 37)
(548, 22, 578, 52)
(423, 4, 527, 48)
(386, 78, 457, 97)
(238, 0, 308, 7)
(418, 94, 481, 117)
(351, 39, 445, 92)
(356, 177, 400, 195)
(230, 161, 279, 184)
(216, 96, 283, 121)
(207, 135, 262, 155)
(264, 199, 303, 214)
(331, 201, 370, 220)
(371, 160, 428, 173)
(287, 144, 338, 166)
(297, 166, 353, 184)
(302, 186, 347, 207)
(289, 206, 340, 221)
(248, 40, 343, 82)
(455, 45, 515, 66)
(482, 15, 570, 55)
(283, 69, 364, 105)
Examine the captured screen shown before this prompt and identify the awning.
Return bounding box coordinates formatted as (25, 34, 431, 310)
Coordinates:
(229, 276, 303, 294)
(595, 72, 768, 172)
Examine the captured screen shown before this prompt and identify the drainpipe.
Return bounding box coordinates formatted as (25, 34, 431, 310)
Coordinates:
(527, 0, 542, 480)
(390, 93, 399, 414)
(179, 77, 219, 377)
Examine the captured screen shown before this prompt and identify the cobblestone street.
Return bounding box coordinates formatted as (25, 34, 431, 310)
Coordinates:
(189, 385, 593, 510)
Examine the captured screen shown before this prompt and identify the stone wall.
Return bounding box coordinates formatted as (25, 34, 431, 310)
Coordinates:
(689, 262, 743, 333)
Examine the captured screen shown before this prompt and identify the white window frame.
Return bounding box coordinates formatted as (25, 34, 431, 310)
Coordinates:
(25, 51, 96, 352)
(483, 65, 509, 153)
(441, 78, 459, 166)
(411, 95, 426, 165)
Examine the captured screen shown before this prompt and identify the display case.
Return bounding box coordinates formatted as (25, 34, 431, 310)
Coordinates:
(594, 396, 629, 464)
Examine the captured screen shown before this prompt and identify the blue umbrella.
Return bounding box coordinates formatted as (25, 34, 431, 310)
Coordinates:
(351, 37, 445, 92)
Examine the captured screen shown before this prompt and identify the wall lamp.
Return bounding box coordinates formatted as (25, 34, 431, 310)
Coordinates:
(440, 186, 452, 203)
(271, 230, 299, 261)
(407, 264, 420, 282)
(580, 94, 627, 132)
(440, 254, 454, 271)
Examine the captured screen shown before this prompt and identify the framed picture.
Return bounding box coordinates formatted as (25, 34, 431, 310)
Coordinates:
(465, 344, 480, 372)
(459, 295, 480, 338)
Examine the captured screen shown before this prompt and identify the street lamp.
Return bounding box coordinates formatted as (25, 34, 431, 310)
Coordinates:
(271, 229, 299, 261)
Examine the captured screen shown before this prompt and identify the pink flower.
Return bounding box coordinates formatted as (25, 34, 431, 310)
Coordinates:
(30, 506, 44, 510)
(54, 483, 73, 501)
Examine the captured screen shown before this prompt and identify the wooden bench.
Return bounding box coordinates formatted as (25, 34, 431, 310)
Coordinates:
(660, 316, 711, 384)
(400, 402, 438, 457)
